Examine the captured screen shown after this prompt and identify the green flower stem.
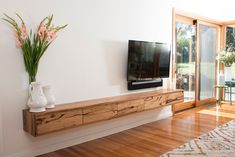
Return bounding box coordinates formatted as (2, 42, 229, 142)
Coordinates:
(29, 74, 36, 83)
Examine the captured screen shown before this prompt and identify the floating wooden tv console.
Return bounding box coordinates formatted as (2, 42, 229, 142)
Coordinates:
(23, 89, 183, 137)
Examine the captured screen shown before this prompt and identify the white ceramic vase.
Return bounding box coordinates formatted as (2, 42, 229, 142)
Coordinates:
(219, 72, 225, 85)
(224, 66, 232, 81)
(43, 85, 56, 109)
(27, 82, 47, 112)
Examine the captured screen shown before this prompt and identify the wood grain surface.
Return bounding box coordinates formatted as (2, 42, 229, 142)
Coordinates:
(23, 89, 184, 136)
(37, 103, 234, 157)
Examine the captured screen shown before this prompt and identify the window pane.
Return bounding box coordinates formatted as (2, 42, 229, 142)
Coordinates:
(176, 22, 196, 101)
(199, 24, 216, 100)
(226, 26, 235, 80)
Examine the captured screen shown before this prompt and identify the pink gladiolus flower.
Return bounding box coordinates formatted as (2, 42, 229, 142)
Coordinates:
(21, 23, 27, 40)
(15, 31, 22, 48)
(37, 24, 47, 40)
(16, 39, 22, 48)
(3, 13, 67, 84)
(47, 29, 57, 42)
(16, 37, 22, 48)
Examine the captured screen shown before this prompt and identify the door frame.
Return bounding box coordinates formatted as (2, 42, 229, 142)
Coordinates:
(173, 14, 196, 107)
(172, 8, 223, 107)
(195, 20, 220, 106)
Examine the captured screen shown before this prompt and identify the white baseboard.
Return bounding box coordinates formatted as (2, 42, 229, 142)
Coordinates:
(4, 107, 172, 157)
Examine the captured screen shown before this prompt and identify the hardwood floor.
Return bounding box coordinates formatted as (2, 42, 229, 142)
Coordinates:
(38, 103, 235, 157)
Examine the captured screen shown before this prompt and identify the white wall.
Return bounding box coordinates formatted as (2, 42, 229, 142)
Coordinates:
(0, 0, 173, 157)
(0, 0, 234, 157)
(0, 98, 3, 157)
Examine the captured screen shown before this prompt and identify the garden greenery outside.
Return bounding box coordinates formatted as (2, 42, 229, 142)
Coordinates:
(226, 26, 235, 79)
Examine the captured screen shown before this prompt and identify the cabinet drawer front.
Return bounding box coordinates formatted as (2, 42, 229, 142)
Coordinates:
(117, 99, 144, 116)
(144, 95, 166, 110)
(36, 109, 83, 135)
(83, 103, 117, 124)
(166, 92, 184, 105)
(83, 103, 117, 114)
(173, 101, 194, 113)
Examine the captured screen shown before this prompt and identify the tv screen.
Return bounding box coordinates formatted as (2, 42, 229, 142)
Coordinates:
(127, 40, 171, 81)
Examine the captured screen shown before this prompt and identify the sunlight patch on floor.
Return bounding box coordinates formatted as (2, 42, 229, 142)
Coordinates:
(212, 103, 235, 112)
(198, 109, 235, 119)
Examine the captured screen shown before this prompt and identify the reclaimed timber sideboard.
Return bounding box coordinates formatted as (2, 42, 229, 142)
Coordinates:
(23, 89, 184, 137)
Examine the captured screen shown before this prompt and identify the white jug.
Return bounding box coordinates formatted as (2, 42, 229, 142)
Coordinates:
(27, 82, 47, 112)
(43, 85, 56, 108)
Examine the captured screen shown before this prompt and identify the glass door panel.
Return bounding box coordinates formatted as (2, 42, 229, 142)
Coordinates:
(198, 24, 217, 100)
(176, 22, 196, 101)
(226, 25, 235, 79)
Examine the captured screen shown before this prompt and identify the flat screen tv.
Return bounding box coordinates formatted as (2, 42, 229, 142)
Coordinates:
(127, 40, 171, 81)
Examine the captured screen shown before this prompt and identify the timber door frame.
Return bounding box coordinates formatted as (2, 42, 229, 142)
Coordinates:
(172, 8, 223, 111)
(173, 13, 196, 112)
(195, 20, 220, 106)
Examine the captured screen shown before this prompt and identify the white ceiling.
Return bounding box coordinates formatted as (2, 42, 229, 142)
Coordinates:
(172, 0, 235, 21)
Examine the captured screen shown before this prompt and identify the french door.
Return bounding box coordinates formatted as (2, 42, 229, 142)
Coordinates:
(175, 16, 196, 102)
(196, 21, 219, 105)
(175, 16, 219, 106)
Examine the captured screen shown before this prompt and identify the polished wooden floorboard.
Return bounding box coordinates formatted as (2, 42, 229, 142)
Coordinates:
(38, 103, 235, 157)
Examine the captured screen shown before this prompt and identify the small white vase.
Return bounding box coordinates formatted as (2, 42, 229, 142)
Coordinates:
(224, 66, 232, 81)
(43, 85, 56, 109)
(219, 72, 225, 85)
(28, 82, 47, 112)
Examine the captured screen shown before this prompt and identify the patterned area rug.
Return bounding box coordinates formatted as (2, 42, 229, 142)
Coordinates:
(160, 120, 235, 157)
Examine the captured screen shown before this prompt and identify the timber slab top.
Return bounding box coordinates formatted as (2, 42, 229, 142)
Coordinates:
(24, 89, 183, 115)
